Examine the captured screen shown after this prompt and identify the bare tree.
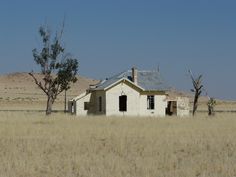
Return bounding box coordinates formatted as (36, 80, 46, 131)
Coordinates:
(189, 70, 203, 116)
(29, 24, 78, 115)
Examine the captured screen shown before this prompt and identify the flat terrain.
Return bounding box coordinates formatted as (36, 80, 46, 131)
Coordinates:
(0, 112, 236, 177)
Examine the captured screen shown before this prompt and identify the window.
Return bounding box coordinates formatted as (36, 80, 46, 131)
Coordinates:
(119, 95, 127, 112)
(84, 102, 89, 110)
(147, 95, 155, 110)
(98, 96, 102, 112)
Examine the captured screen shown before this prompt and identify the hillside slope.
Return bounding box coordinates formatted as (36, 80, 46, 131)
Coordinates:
(0, 72, 99, 110)
(0, 72, 235, 112)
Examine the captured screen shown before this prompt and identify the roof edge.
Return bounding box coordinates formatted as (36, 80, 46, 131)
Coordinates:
(93, 78, 145, 91)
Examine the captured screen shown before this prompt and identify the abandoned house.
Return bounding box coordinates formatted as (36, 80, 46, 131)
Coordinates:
(68, 67, 189, 117)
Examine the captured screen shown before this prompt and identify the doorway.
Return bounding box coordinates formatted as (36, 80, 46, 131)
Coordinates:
(119, 95, 127, 112)
(166, 101, 177, 116)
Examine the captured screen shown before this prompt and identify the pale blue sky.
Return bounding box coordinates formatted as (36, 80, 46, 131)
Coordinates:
(0, 0, 236, 100)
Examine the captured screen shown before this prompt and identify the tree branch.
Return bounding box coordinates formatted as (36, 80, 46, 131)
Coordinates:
(29, 72, 48, 95)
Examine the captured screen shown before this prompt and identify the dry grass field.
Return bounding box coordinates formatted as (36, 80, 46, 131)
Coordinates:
(0, 112, 236, 177)
(1, 72, 236, 177)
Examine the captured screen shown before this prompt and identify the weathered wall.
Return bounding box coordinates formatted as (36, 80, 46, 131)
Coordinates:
(74, 93, 92, 116)
(93, 90, 106, 115)
(177, 97, 189, 116)
(74, 91, 106, 116)
(139, 95, 167, 117)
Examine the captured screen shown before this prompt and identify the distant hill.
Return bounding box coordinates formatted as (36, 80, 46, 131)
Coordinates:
(0, 72, 235, 111)
(0, 72, 99, 110)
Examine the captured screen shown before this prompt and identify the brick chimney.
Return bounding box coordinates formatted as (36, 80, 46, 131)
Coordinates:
(132, 67, 138, 85)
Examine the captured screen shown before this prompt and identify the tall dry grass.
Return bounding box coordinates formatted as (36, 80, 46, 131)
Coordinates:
(0, 112, 236, 177)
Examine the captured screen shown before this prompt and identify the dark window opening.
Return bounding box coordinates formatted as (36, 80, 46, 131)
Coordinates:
(84, 102, 89, 110)
(119, 95, 127, 112)
(147, 95, 155, 110)
(166, 101, 177, 116)
(98, 96, 102, 112)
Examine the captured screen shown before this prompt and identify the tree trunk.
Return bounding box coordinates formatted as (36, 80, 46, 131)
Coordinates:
(192, 93, 199, 116)
(208, 105, 215, 116)
(46, 96, 53, 115)
(208, 105, 212, 116)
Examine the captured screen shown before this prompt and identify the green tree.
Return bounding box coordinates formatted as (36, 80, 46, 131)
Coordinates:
(29, 25, 78, 115)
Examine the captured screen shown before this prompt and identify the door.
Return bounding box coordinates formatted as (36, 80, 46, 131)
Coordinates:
(119, 95, 127, 112)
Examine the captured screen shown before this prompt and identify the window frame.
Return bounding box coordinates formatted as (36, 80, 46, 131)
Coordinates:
(147, 95, 155, 110)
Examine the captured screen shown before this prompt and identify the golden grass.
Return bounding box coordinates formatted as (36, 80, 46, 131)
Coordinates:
(196, 100, 236, 112)
(0, 112, 236, 177)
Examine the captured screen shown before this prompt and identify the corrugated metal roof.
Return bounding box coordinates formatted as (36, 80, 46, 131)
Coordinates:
(93, 70, 170, 91)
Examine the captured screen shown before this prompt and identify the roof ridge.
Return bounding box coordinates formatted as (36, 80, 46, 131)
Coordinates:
(127, 70, 160, 72)
(92, 68, 170, 91)
(139, 70, 159, 73)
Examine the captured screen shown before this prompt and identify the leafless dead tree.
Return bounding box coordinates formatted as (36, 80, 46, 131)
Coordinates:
(189, 70, 203, 116)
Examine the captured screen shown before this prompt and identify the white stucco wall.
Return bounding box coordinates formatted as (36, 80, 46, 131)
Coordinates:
(74, 91, 106, 116)
(105, 81, 167, 117)
(75, 93, 92, 116)
(139, 95, 167, 117)
(72, 82, 188, 117)
(106, 81, 140, 116)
